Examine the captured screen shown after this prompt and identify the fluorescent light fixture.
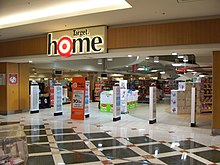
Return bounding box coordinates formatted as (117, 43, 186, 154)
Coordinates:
(0, 0, 131, 29)
(107, 58, 113, 61)
(160, 71, 166, 74)
(151, 70, 158, 72)
(98, 59, 102, 65)
(172, 52, 178, 56)
(183, 55, 188, 62)
(178, 55, 184, 58)
(187, 69, 194, 72)
(154, 57, 159, 63)
(125, 65, 129, 67)
(192, 71, 197, 74)
(128, 54, 133, 57)
(138, 68, 144, 71)
(137, 56, 139, 60)
(29, 60, 33, 63)
(199, 75, 206, 77)
(145, 56, 150, 59)
(172, 63, 182, 67)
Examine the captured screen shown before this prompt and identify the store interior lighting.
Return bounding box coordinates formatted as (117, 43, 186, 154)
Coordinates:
(183, 55, 189, 62)
(172, 52, 178, 56)
(107, 58, 113, 61)
(153, 56, 159, 63)
(145, 56, 150, 59)
(128, 54, 133, 57)
(0, 0, 131, 29)
(177, 55, 184, 58)
(160, 71, 166, 74)
(98, 59, 102, 65)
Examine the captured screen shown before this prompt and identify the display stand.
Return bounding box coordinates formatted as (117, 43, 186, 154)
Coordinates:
(191, 87, 196, 127)
(85, 80, 90, 118)
(30, 83, 39, 114)
(113, 86, 121, 121)
(149, 86, 156, 124)
(54, 83, 63, 116)
(71, 77, 85, 120)
(119, 80, 128, 114)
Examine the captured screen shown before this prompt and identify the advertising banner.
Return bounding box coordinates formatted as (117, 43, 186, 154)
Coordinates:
(85, 80, 90, 118)
(113, 86, 121, 121)
(119, 80, 128, 114)
(149, 86, 156, 124)
(8, 73, 18, 85)
(54, 85, 63, 116)
(30, 84, 39, 113)
(100, 91, 113, 112)
(71, 77, 85, 120)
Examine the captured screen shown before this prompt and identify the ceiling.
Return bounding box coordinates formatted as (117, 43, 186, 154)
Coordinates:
(0, 0, 220, 73)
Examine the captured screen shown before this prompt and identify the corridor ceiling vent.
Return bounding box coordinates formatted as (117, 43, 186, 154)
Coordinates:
(0, 0, 131, 29)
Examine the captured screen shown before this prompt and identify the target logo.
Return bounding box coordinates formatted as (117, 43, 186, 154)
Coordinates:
(57, 36, 73, 57)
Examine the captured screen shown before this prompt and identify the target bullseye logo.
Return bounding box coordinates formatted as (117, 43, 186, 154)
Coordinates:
(57, 36, 73, 57)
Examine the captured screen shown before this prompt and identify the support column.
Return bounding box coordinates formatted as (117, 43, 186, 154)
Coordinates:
(212, 51, 220, 135)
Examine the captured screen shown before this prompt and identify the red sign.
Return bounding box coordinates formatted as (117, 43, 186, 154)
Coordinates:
(132, 64, 138, 73)
(71, 77, 86, 120)
(50, 87, 54, 107)
(8, 73, 18, 85)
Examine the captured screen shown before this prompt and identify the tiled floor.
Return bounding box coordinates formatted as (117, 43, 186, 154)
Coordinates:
(0, 102, 219, 165)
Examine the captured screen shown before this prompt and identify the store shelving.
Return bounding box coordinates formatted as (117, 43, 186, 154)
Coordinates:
(200, 77, 212, 113)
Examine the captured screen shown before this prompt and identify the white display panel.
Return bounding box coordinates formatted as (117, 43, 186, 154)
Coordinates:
(119, 80, 127, 113)
(149, 86, 156, 124)
(113, 86, 121, 121)
(85, 80, 90, 117)
(30, 84, 39, 112)
(54, 85, 63, 114)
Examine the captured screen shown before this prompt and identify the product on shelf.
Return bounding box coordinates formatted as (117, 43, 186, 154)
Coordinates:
(200, 77, 212, 113)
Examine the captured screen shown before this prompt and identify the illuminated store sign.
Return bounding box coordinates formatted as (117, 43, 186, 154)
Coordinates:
(47, 26, 107, 57)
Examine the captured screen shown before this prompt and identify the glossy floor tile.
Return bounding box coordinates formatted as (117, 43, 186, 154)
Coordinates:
(194, 150, 220, 163)
(57, 141, 89, 151)
(84, 132, 112, 139)
(26, 155, 55, 165)
(61, 152, 100, 164)
(91, 139, 124, 148)
(125, 136, 156, 144)
(139, 143, 176, 154)
(0, 102, 219, 165)
(159, 154, 206, 165)
(101, 148, 139, 159)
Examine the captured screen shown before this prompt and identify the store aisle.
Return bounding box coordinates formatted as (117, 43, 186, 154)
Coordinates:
(129, 102, 212, 129)
(0, 103, 219, 165)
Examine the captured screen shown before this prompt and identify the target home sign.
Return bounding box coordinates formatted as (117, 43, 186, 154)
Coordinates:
(47, 26, 107, 57)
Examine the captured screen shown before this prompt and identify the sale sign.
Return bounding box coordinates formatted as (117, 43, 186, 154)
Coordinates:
(71, 77, 85, 120)
(8, 73, 18, 85)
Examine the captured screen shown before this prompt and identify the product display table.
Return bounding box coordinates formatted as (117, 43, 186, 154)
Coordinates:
(0, 124, 28, 165)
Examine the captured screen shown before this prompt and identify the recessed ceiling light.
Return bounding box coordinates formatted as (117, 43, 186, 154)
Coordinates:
(107, 58, 113, 61)
(172, 52, 178, 56)
(128, 55, 133, 57)
(0, 0, 131, 29)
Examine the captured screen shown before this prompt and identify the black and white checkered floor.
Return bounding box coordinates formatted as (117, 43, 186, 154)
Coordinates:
(1, 103, 220, 165)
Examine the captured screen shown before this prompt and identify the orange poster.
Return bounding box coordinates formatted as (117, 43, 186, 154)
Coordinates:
(71, 77, 85, 120)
